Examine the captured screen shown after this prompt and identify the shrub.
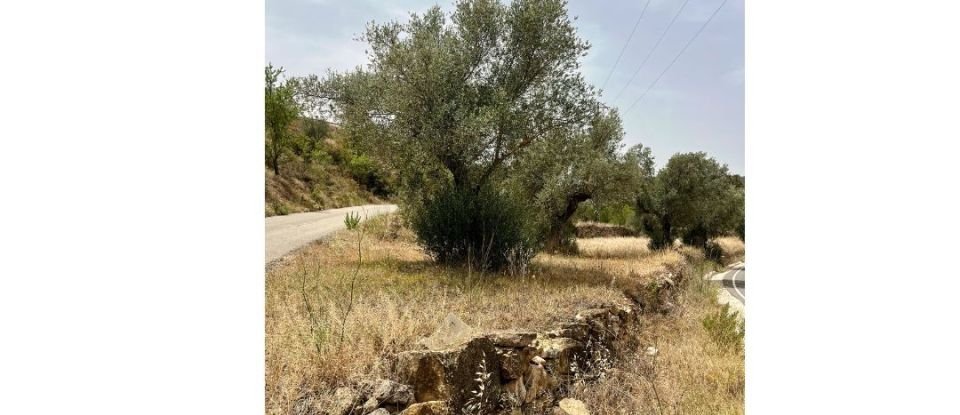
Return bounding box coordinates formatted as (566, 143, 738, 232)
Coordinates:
(704, 239, 723, 262)
(702, 304, 744, 351)
(347, 155, 392, 196)
(682, 223, 710, 248)
(409, 185, 539, 272)
(323, 139, 350, 165)
(574, 201, 637, 228)
(598, 204, 636, 227)
(636, 214, 671, 250)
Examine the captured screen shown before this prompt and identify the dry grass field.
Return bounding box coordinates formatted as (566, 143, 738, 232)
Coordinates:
(574, 221, 636, 238)
(567, 261, 745, 415)
(265, 214, 744, 414)
(575, 236, 651, 259)
(711, 236, 746, 262)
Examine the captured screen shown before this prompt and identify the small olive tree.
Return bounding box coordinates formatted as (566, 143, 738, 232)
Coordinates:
(637, 152, 742, 249)
(265, 64, 300, 175)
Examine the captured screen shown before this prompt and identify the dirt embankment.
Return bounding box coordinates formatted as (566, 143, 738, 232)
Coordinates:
(265, 165, 383, 216)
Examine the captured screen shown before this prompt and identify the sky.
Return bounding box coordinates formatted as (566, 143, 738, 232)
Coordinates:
(266, 0, 744, 174)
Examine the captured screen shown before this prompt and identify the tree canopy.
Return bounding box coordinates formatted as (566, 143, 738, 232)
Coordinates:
(265, 64, 301, 175)
(506, 108, 654, 250)
(290, 0, 743, 268)
(636, 152, 743, 248)
(298, 0, 597, 197)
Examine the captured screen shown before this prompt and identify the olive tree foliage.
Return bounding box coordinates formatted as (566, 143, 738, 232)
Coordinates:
(506, 108, 654, 251)
(636, 152, 742, 249)
(296, 0, 597, 198)
(295, 117, 330, 163)
(723, 174, 745, 241)
(265, 64, 301, 176)
(293, 0, 603, 270)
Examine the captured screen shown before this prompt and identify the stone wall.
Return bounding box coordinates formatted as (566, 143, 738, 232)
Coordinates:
(324, 263, 689, 415)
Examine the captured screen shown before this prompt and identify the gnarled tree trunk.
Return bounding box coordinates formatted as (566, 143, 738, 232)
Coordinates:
(543, 192, 590, 253)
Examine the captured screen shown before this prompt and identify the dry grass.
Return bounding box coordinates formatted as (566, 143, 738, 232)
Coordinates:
(265, 215, 682, 414)
(534, 249, 682, 283)
(574, 221, 636, 238)
(568, 262, 745, 415)
(265, 215, 743, 414)
(711, 236, 745, 262)
(576, 237, 651, 259)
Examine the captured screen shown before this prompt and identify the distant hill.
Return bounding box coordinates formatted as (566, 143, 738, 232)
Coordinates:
(265, 120, 393, 216)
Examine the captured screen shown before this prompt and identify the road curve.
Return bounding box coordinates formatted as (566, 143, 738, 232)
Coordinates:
(708, 263, 745, 314)
(265, 204, 398, 263)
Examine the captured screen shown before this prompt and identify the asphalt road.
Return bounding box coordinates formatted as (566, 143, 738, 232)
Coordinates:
(710, 263, 745, 312)
(721, 266, 745, 303)
(265, 204, 398, 263)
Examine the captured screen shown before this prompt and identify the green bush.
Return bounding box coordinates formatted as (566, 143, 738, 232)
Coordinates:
(574, 201, 636, 227)
(704, 238, 723, 262)
(347, 155, 392, 196)
(682, 223, 710, 248)
(636, 213, 671, 250)
(598, 204, 636, 226)
(409, 185, 539, 272)
(702, 304, 744, 351)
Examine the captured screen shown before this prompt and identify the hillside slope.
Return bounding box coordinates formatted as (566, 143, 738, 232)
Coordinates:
(265, 165, 384, 216)
(265, 122, 393, 216)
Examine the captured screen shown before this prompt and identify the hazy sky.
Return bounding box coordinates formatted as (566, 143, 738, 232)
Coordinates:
(267, 0, 744, 174)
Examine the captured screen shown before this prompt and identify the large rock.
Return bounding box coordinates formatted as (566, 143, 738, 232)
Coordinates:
(485, 330, 537, 348)
(624, 276, 679, 314)
(545, 322, 590, 340)
(575, 308, 622, 338)
(391, 336, 502, 411)
(524, 359, 552, 403)
(364, 379, 414, 406)
(552, 398, 590, 415)
(326, 387, 362, 415)
(399, 401, 450, 415)
(356, 379, 414, 414)
(366, 409, 389, 415)
(535, 337, 585, 378)
(497, 345, 537, 380)
(418, 313, 474, 350)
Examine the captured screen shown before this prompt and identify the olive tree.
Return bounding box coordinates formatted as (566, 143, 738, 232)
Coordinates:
(637, 152, 741, 249)
(265, 64, 300, 175)
(507, 108, 654, 251)
(295, 0, 601, 270)
(298, 0, 597, 196)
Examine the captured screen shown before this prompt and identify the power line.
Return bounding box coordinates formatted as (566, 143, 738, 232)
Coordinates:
(599, 0, 652, 93)
(611, 0, 693, 103)
(624, 0, 730, 115)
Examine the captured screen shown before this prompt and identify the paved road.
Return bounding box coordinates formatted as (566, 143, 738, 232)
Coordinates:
(721, 266, 745, 303)
(265, 204, 398, 263)
(709, 263, 745, 313)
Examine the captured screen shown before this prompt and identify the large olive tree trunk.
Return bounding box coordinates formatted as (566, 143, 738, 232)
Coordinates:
(543, 192, 590, 253)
